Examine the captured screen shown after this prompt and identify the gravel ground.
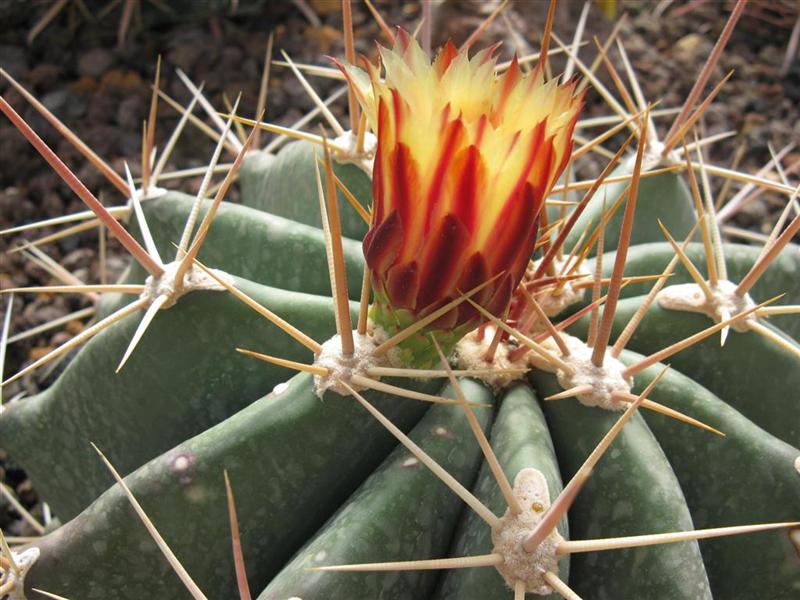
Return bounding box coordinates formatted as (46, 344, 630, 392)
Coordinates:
(1, 0, 798, 538)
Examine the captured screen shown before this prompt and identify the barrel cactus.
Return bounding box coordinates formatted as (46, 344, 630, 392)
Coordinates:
(1, 4, 799, 600)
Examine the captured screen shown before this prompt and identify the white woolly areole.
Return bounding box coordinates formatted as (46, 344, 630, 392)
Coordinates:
(529, 256, 590, 319)
(635, 139, 679, 170)
(5, 547, 39, 600)
(491, 468, 562, 595)
(331, 130, 377, 177)
(658, 280, 756, 333)
(524, 336, 564, 373)
(142, 186, 168, 201)
(455, 326, 528, 390)
(313, 331, 383, 397)
(140, 261, 231, 309)
(530, 334, 630, 411)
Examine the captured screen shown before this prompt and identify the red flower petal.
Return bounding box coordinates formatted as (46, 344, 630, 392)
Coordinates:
(457, 252, 493, 304)
(386, 261, 420, 310)
(434, 40, 458, 76)
(494, 54, 521, 121)
(425, 117, 467, 233)
(416, 214, 471, 310)
(450, 144, 483, 234)
(485, 272, 514, 316)
(455, 251, 491, 324)
(485, 180, 538, 276)
(364, 209, 403, 275)
(531, 135, 556, 201)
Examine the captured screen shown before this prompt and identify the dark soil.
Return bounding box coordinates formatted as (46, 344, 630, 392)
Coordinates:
(1, 0, 798, 539)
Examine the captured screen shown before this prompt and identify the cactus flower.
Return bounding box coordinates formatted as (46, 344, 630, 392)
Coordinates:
(339, 31, 583, 366)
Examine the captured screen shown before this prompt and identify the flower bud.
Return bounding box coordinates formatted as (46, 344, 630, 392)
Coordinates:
(339, 31, 583, 366)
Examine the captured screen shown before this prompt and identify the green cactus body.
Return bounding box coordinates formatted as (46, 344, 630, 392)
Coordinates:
(565, 164, 697, 256)
(589, 241, 800, 336)
(239, 141, 372, 240)
(3, 23, 800, 600)
(569, 297, 800, 446)
(627, 358, 800, 599)
(261, 379, 493, 600)
(533, 370, 713, 600)
(6, 141, 800, 599)
(4, 135, 799, 600)
(120, 192, 366, 302)
(435, 383, 568, 600)
(0, 280, 357, 518)
(17, 372, 439, 598)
